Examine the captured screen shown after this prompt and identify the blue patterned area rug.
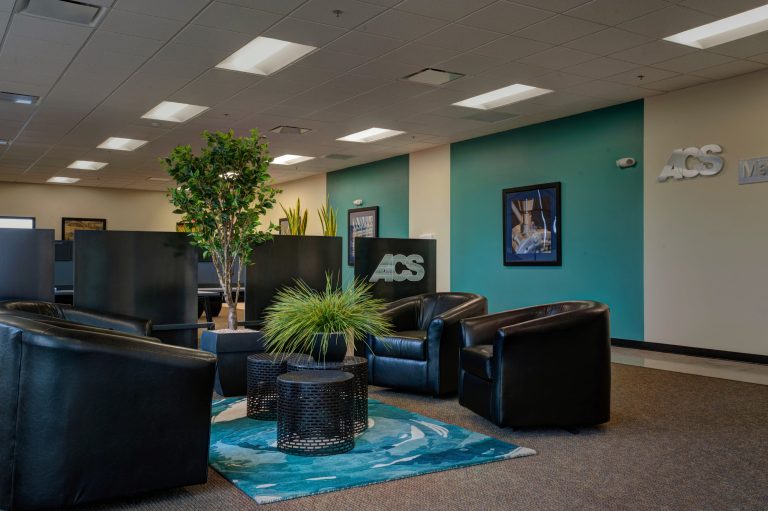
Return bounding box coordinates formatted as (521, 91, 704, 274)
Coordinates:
(210, 397, 535, 504)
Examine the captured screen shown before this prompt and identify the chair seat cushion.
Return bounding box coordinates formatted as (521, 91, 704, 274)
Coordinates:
(370, 331, 427, 361)
(462, 345, 494, 381)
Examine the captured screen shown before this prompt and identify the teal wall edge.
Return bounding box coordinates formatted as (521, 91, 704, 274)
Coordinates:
(450, 101, 644, 340)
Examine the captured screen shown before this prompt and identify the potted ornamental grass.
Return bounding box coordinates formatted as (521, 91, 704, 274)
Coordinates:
(262, 273, 392, 362)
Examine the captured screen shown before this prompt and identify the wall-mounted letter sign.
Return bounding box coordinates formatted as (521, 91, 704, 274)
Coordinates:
(738, 156, 768, 185)
(658, 144, 723, 182)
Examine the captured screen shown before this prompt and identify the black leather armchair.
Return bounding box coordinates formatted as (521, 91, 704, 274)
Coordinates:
(0, 313, 216, 510)
(459, 301, 611, 428)
(365, 292, 487, 396)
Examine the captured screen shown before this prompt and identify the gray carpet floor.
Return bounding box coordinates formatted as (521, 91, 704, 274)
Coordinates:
(82, 363, 768, 510)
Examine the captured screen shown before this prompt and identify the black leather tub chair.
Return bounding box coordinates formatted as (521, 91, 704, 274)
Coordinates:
(459, 301, 611, 428)
(365, 292, 487, 396)
(0, 314, 216, 510)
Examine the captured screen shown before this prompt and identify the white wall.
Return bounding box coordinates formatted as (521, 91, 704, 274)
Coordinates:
(409, 145, 451, 292)
(0, 182, 178, 238)
(644, 69, 768, 356)
(264, 173, 327, 236)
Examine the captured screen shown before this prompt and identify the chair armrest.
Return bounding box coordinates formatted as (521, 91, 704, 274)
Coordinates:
(382, 295, 422, 331)
(60, 306, 152, 336)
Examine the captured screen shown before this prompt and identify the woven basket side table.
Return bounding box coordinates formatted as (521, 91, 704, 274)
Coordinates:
(277, 370, 355, 456)
(246, 353, 289, 421)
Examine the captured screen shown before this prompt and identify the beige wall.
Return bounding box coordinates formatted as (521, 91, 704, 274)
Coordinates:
(644, 69, 768, 356)
(0, 182, 178, 238)
(409, 145, 451, 292)
(265, 173, 327, 236)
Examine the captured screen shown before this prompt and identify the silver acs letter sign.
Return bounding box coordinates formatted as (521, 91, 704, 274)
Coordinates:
(369, 254, 425, 283)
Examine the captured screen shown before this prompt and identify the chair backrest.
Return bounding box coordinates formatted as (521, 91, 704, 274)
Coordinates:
(0, 300, 64, 319)
(418, 293, 478, 329)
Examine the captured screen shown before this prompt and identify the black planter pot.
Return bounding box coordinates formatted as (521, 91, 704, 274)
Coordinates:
(309, 332, 348, 362)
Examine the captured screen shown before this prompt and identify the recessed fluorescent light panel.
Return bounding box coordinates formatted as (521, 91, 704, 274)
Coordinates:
(404, 68, 465, 86)
(272, 154, 315, 165)
(337, 128, 405, 143)
(97, 137, 148, 151)
(141, 101, 209, 123)
(47, 176, 80, 184)
(664, 4, 768, 48)
(216, 36, 316, 75)
(453, 84, 552, 110)
(68, 160, 108, 170)
(0, 91, 39, 105)
(0, 139, 8, 145)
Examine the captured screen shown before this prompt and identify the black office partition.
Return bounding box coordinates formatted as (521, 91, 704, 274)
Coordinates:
(354, 237, 437, 302)
(74, 231, 197, 347)
(54, 240, 74, 304)
(0, 228, 54, 301)
(245, 235, 342, 324)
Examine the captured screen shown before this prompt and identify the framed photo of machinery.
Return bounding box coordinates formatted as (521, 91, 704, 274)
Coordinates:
(61, 217, 107, 241)
(502, 182, 561, 266)
(278, 218, 290, 235)
(347, 206, 378, 266)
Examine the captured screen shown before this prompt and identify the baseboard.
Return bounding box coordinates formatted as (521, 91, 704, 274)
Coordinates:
(611, 338, 768, 365)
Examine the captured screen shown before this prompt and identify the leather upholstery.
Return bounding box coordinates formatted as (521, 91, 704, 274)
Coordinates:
(0, 314, 216, 510)
(0, 300, 152, 337)
(365, 292, 487, 396)
(459, 301, 611, 428)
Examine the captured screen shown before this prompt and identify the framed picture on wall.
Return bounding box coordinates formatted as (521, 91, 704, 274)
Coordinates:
(279, 217, 290, 235)
(502, 182, 561, 266)
(348, 206, 378, 266)
(62, 217, 107, 241)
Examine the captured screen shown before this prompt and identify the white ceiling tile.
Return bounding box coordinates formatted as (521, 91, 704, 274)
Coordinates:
(264, 17, 346, 46)
(654, 52, 735, 73)
(749, 52, 768, 64)
(676, 0, 768, 17)
(8, 13, 92, 46)
(566, 80, 653, 100)
(563, 57, 639, 78)
(86, 30, 165, 57)
(512, 0, 592, 13)
(610, 40, 696, 65)
(473, 35, 552, 60)
(435, 52, 508, 76)
(518, 46, 597, 70)
(691, 60, 765, 79)
(297, 50, 369, 73)
(617, 5, 715, 39)
(566, 0, 671, 25)
(475, 61, 553, 84)
(514, 15, 607, 45)
(114, 0, 210, 21)
(707, 32, 768, 59)
(525, 71, 593, 89)
(0, 12, 9, 34)
(170, 68, 263, 106)
(417, 24, 502, 52)
(100, 8, 185, 41)
(324, 31, 403, 58)
(606, 66, 678, 86)
(0, 35, 80, 88)
(460, 2, 553, 34)
(565, 28, 652, 56)
(395, 0, 496, 21)
(291, 0, 387, 28)
(640, 73, 709, 91)
(375, 43, 455, 67)
(358, 10, 447, 40)
(193, 2, 281, 35)
(0, 0, 13, 13)
(219, 0, 312, 15)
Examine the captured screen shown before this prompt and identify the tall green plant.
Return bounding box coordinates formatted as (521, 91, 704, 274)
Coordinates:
(280, 197, 308, 235)
(262, 273, 392, 356)
(163, 129, 279, 330)
(318, 197, 337, 236)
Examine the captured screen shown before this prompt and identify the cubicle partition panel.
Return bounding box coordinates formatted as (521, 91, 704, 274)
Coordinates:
(74, 231, 198, 347)
(354, 238, 437, 302)
(0, 228, 54, 301)
(54, 240, 74, 304)
(245, 235, 342, 325)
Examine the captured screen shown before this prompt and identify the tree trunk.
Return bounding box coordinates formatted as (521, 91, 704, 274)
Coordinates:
(226, 294, 237, 330)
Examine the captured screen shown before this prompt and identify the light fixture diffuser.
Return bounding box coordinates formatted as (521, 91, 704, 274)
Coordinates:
(337, 128, 405, 143)
(47, 176, 80, 184)
(272, 154, 315, 165)
(453, 84, 552, 110)
(664, 4, 768, 49)
(216, 36, 316, 75)
(68, 160, 108, 170)
(97, 137, 148, 151)
(141, 101, 209, 123)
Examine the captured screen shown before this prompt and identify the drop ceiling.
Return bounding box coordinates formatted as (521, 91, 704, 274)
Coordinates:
(0, 0, 767, 190)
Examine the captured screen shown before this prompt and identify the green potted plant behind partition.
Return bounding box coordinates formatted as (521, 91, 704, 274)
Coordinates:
(262, 273, 392, 361)
(280, 197, 308, 235)
(318, 197, 337, 236)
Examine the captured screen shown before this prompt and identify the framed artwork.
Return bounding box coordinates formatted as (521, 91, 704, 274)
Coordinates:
(347, 206, 378, 266)
(502, 182, 561, 266)
(61, 217, 107, 241)
(279, 217, 290, 235)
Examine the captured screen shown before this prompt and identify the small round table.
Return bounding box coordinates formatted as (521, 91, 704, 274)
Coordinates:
(277, 370, 355, 456)
(246, 353, 288, 420)
(287, 355, 369, 433)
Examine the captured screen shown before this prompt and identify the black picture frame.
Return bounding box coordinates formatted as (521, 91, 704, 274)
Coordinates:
(347, 206, 378, 266)
(502, 182, 561, 266)
(62, 217, 107, 241)
(279, 217, 290, 235)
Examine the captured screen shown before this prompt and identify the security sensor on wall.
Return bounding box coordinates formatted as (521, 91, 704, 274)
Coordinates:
(352, 199, 363, 206)
(616, 157, 637, 169)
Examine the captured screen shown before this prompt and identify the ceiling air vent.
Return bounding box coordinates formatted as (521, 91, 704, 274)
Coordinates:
(404, 68, 465, 86)
(324, 154, 355, 160)
(271, 125, 311, 135)
(18, 0, 105, 26)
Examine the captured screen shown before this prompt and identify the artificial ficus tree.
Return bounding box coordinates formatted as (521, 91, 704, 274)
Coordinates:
(163, 129, 280, 330)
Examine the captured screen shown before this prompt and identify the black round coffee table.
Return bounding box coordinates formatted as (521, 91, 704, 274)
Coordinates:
(246, 353, 289, 420)
(287, 355, 369, 433)
(276, 370, 355, 456)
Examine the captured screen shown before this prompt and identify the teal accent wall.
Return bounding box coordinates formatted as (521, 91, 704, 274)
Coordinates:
(327, 156, 410, 286)
(451, 101, 644, 340)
